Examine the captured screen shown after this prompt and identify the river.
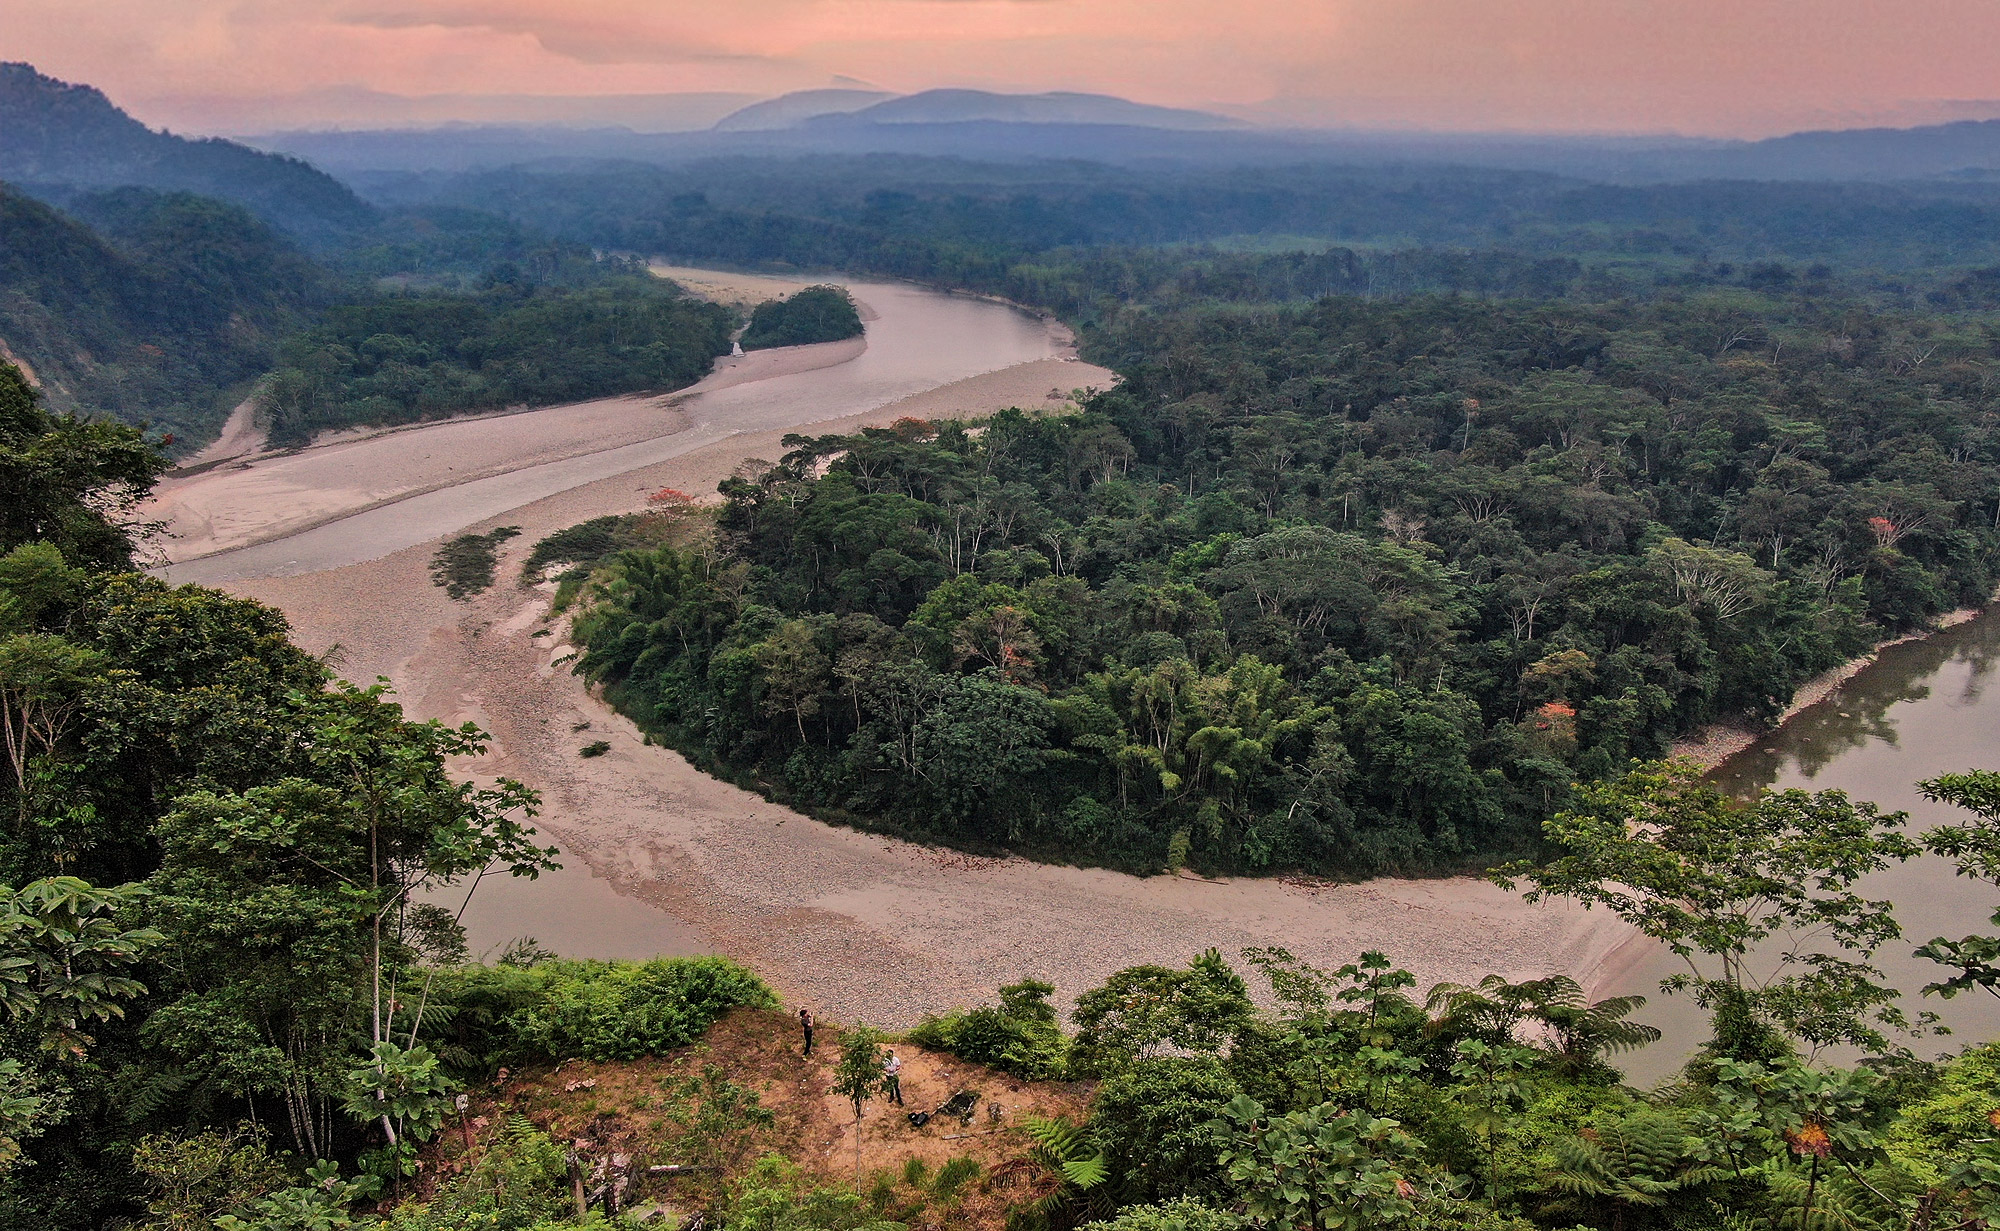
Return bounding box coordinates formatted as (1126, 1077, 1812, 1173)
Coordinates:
(1611, 607, 2000, 1082)
(164, 278, 1058, 586)
(156, 272, 1082, 970)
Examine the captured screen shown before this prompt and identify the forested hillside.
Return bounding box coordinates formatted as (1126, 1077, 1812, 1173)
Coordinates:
(0, 184, 330, 445)
(573, 288, 1997, 876)
(0, 61, 376, 246)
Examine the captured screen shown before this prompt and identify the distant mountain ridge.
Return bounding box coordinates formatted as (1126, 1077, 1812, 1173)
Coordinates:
(0, 62, 374, 245)
(711, 89, 897, 131)
(787, 88, 1240, 131)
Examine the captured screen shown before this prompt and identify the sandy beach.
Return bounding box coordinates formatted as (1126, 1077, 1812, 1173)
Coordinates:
(148, 336, 870, 563)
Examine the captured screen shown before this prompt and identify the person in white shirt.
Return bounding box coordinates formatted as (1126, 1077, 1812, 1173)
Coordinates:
(882, 1049, 904, 1106)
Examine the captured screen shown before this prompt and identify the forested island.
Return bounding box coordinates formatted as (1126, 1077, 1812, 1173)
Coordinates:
(740, 284, 865, 350)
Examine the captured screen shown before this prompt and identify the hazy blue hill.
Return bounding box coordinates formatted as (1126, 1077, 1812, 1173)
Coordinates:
(0, 62, 376, 245)
(711, 89, 897, 131)
(1679, 118, 2000, 180)
(828, 88, 1242, 130)
(0, 183, 329, 446)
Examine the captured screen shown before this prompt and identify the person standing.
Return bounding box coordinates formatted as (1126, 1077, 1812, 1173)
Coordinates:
(798, 1007, 815, 1056)
(883, 1048, 904, 1106)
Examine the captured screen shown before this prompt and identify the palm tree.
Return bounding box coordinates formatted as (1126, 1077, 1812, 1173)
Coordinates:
(1427, 974, 1661, 1074)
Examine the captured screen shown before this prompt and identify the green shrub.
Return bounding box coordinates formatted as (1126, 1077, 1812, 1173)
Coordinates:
(1890, 1042, 2000, 1178)
(726, 1154, 904, 1231)
(378, 1114, 571, 1231)
(932, 1156, 981, 1203)
(131, 1124, 290, 1231)
(907, 979, 1068, 1080)
(433, 957, 776, 1067)
(430, 526, 520, 599)
(521, 515, 657, 582)
(1079, 1198, 1240, 1231)
(1091, 1058, 1239, 1203)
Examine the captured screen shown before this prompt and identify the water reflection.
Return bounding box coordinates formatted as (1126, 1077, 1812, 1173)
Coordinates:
(1615, 608, 2000, 1082)
(1714, 619, 2000, 796)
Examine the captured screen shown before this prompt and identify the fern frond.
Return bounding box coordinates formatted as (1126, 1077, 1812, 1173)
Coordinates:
(1021, 1114, 1089, 1159)
(506, 1112, 539, 1144)
(1059, 1154, 1108, 1191)
(121, 1064, 192, 1122)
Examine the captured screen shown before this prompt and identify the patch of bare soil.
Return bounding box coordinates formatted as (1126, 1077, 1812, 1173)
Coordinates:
(421, 1008, 1087, 1230)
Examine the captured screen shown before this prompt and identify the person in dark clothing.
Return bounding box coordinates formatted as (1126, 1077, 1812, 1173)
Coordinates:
(798, 1007, 815, 1056)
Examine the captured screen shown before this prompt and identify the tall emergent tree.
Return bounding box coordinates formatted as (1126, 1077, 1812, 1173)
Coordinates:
(1497, 759, 1922, 1055)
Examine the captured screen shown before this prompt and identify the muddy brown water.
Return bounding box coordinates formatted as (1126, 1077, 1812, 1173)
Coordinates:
(429, 851, 711, 962)
(1611, 607, 2000, 1082)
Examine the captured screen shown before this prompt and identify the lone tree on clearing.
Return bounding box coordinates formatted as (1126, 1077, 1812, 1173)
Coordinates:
(831, 1025, 888, 1187)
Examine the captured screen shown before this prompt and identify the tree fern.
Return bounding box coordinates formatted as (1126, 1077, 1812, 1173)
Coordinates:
(1011, 1115, 1113, 1231)
(1543, 1109, 1722, 1228)
(119, 1063, 192, 1123)
(1752, 1163, 1915, 1231)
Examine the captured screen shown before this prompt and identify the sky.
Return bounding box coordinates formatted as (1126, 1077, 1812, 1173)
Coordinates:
(8, 0, 2000, 138)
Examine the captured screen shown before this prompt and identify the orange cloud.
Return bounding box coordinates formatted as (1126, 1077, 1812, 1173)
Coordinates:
(7, 0, 1999, 137)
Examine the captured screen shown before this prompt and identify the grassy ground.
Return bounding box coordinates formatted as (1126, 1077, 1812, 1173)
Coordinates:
(414, 1007, 1091, 1228)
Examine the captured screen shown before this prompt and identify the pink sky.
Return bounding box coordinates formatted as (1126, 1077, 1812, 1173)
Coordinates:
(9, 0, 2000, 137)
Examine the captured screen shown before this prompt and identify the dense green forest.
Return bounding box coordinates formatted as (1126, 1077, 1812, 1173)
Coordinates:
(14, 350, 2000, 1230)
(391, 155, 2000, 293)
(258, 266, 735, 445)
(569, 287, 1995, 876)
(741, 284, 864, 350)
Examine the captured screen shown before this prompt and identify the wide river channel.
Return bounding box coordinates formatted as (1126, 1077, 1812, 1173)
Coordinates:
(160, 273, 1068, 962)
(166, 278, 1057, 586)
(1613, 607, 2000, 1081)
